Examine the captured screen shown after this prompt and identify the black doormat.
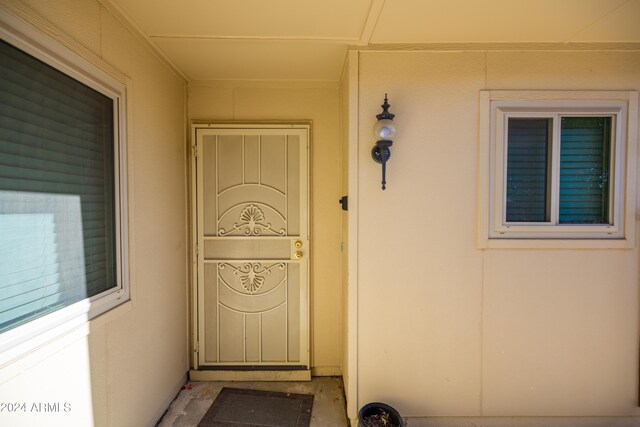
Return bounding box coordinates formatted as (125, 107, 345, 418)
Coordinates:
(198, 387, 314, 427)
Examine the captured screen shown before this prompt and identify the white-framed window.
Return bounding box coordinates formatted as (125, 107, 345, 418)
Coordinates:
(0, 10, 129, 361)
(479, 90, 638, 248)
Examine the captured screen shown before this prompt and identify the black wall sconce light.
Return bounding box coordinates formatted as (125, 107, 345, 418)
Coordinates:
(371, 94, 396, 190)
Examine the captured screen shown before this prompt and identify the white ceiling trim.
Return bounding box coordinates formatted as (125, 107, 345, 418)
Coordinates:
(189, 80, 339, 88)
(148, 35, 360, 43)
(358, 42, 640, 51)
(357, 0, 385, 45)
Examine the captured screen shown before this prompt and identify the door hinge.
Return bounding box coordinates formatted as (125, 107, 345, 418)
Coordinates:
(194, 341, 199, 354)
(193, 145, 198, 158)
(195, 243, 199, 257)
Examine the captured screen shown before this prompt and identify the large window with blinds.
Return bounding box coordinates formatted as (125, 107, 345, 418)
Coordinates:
(0, 15, 128, 355)
(480, 90, 637, 243)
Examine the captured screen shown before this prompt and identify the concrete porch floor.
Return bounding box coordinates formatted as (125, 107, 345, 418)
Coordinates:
(157, 377, 349, 426)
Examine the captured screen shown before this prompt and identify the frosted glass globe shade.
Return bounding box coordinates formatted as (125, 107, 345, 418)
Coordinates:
(373, 119, 397, 141)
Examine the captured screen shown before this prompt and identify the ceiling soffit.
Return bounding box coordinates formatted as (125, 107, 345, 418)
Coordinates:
(107, 0, 640, 81)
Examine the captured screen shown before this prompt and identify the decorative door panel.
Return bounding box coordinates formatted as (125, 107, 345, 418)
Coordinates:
(195, 126, 309, 368)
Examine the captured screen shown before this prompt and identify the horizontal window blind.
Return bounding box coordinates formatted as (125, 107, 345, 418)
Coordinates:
(0, 40, 116, 333)
(506, 118, 551, 222)
(559, 117, 611, 224)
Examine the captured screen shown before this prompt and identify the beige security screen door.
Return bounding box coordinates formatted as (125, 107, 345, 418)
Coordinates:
(193, 125, 310, 370)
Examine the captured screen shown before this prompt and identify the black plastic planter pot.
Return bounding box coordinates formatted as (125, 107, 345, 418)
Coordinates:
(358, 402, 403, 427)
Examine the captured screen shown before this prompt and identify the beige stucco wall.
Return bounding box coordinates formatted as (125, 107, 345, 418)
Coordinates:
(350, 49, 640, 422)
(0, 1, 188, 426)
(189, 81, 343, 375)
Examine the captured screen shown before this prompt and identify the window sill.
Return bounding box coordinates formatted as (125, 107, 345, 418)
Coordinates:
(480, 237, 635, 250)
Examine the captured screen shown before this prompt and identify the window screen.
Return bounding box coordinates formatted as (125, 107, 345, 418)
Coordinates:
(0, 39, 117, 333)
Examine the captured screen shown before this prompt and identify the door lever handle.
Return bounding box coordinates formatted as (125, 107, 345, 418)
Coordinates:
(293, 251, 303, 260)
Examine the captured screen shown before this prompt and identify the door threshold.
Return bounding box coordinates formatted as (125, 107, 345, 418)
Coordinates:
(189, 369, 311, 382)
